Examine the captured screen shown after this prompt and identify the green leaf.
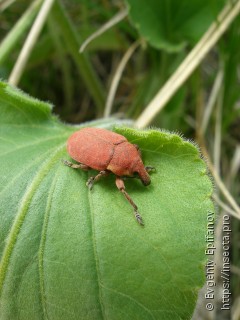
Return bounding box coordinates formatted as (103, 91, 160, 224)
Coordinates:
(126, 0, 225, 52)
(0, 81, 213, 319)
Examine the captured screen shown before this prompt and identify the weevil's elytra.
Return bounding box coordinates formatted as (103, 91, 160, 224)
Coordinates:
(63, 127, 155, 225)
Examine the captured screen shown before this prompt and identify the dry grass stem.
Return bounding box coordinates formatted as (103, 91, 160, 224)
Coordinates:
(79, 8, 128, 53)
(201, 70, 223, 134)
(229, 145, 240, 182)
(213, 83, 223, 176)
(8, 0, 55, 86)
(198, 139, 240, 219)
(209, 157, 240, 218)
(104, 39, 141, 118)
(212, 194, 240, 219)
(231, 265, 240, 276)
(135, 1, 240, 128)
(0, 0, 16, 12)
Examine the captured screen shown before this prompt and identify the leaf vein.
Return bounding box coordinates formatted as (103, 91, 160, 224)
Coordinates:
(102, 285, 156, 320)
(0, 143, 65, 295)
(0, 146, 59, 197)
(87, 185, 106, 320)
(38, 171, 59, 320)
(0, 134, 68, 158)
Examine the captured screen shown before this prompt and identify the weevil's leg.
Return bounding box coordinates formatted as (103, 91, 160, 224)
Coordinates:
(145, 166, 156, 173)
(62, 159, 90, 170)
(87, 170, 109, 190)
(115, 176, 144, 226)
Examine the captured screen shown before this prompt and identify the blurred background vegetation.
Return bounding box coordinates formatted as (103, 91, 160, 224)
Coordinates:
(0, 0, 239, 319)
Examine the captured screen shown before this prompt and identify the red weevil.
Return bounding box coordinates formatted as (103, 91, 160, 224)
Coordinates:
(63, 127, 154, 225)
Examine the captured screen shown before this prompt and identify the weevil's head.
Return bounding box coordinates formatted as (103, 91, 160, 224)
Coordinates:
(128, 144, 150, 186)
